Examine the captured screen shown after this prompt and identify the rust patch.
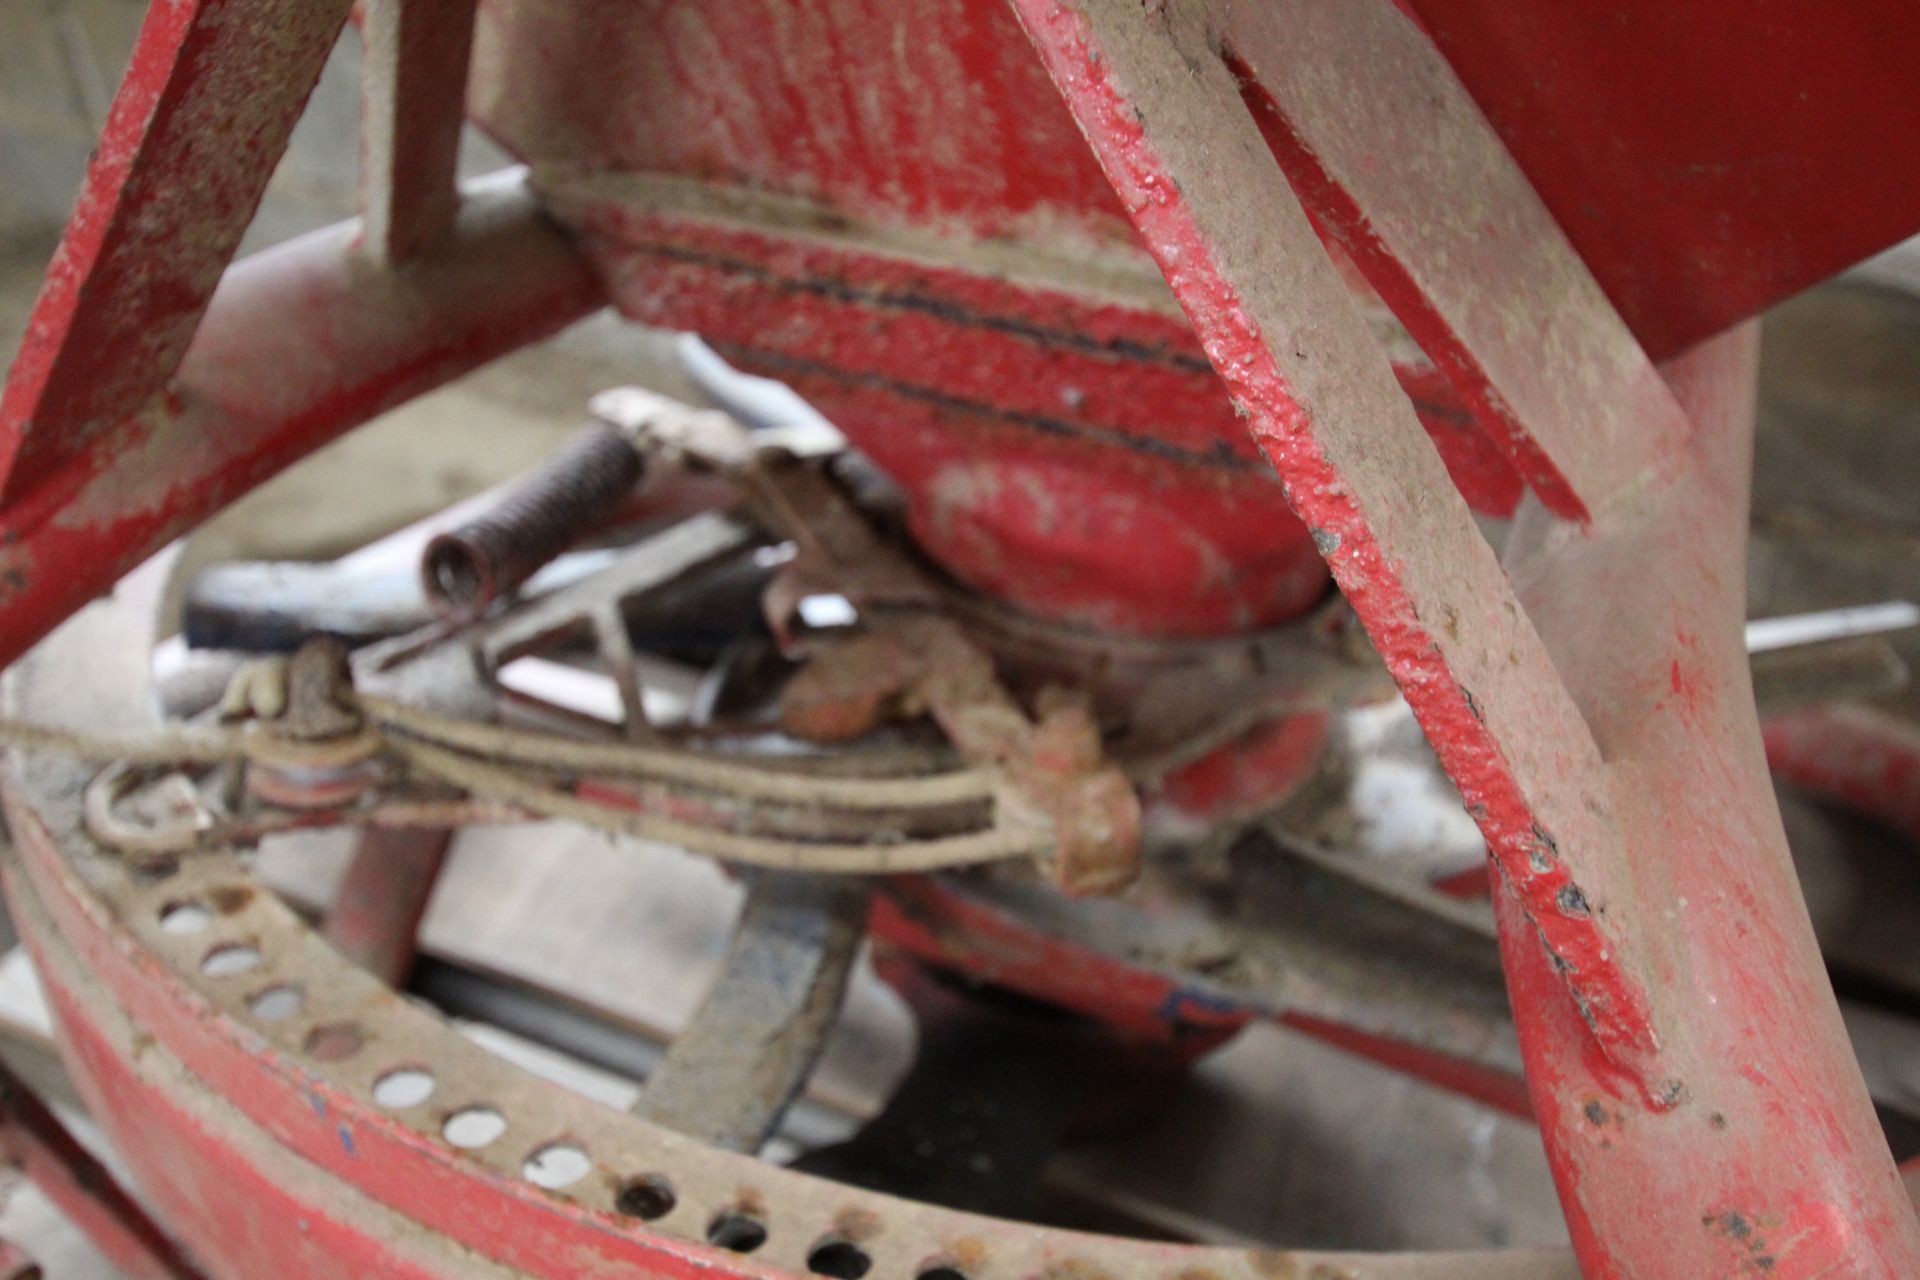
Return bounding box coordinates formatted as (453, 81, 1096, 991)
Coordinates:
(763, 466, 1142, 892)
(944, 1236, 989, 1272)
(779, 631, 922, 744)
(208, 884, 253, 915)
(832, 1206, 883, 1242)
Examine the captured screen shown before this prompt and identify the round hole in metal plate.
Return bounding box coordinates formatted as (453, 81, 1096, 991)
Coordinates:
(615, 1174, 676, 1221)
(707, 1212, 768, 1254)
(443, 1107, 507, 1150)
(201, 943, 261, 977)
(373, 1068, 435, 1109)
(158, 901, 211, 935)
(248, 984, 303, 1022)
(522, 1142, 592, 1189)
(807, 1240, 872, 1280)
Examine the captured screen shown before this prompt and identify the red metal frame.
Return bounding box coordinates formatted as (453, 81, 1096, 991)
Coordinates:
(0, 0, 356, 503)
(1765, 705, 1920, 850)
(1400, 0, 1920, 361)
(4, 0, 1920, 1275)
(1006, 2, 1917, 1271)
(869, 877, 1536, 1120)
(1011, 0, 1667, 1067)
(2, 765, 1574, 1280)
(0, 185, 602, 668)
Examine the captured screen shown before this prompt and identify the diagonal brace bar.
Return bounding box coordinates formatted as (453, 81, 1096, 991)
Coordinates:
(1011, 0, 1659, 1076)
(1217, 0, 1689, 522)
(0, 0, 355, 502)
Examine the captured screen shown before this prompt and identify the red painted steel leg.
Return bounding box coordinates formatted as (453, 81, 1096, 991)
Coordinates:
(0, 0, 356, 501)
(1010, 1, 1920, 1273)
(323, 827, 453, 987)
(1497, 328, 1920, 1276)
(1013, 0, 1657, 1074)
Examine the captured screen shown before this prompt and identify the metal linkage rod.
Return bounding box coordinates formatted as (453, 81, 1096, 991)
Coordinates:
(634, 872, 870, 1151)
